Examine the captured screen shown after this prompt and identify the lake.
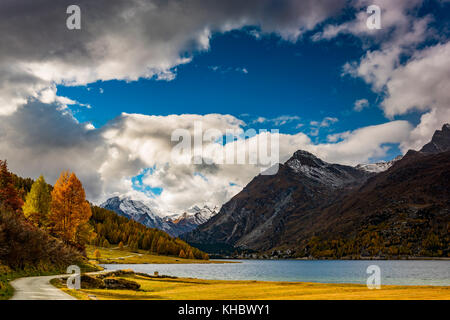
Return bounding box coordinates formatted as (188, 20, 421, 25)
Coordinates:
(101, 260, 450, 286)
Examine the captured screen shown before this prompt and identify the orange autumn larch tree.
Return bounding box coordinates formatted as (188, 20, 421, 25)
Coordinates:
(49, 171, 92, 247)
(0, 160, 24, 213)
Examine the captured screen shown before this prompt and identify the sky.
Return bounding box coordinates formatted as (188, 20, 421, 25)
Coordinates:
(0, 0, 450, 215)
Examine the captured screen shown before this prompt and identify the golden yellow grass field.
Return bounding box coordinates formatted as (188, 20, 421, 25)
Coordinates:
(85, 246, 232, 264)
(56, 273, 450, 300)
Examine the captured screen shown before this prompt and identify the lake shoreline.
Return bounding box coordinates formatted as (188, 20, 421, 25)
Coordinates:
(217, 256, 450, 261)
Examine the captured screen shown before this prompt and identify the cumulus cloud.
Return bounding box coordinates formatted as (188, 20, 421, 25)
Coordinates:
(378, 42, 450, 151)
(382, 42, 450, 116)
(310, 121, 413, 165)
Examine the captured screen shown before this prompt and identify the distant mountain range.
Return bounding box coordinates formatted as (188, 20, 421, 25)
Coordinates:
(183, 124, 450, 258)
(100, 197, 218, 237)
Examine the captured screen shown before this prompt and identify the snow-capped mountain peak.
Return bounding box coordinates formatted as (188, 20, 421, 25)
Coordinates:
(100, 196, 173, 233)
(172, 204, 219, 225)
(355, 155, 403, 173)
(286, 150, 368, 187)
(100, 197, 219, 237)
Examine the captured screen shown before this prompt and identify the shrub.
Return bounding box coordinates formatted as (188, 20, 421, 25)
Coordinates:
(94, 249, 101, 259)
(103, 278, 140, 290)
(80, 274, 105, 289)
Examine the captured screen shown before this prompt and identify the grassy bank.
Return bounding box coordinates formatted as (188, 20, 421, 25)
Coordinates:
(86, 246, 233, 264)
(53, 271, 450, 300)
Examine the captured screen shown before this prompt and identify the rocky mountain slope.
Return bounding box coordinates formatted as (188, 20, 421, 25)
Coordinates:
(184, 124, 450, 258)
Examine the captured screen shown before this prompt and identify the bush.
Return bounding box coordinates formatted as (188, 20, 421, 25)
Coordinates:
(94, 249, 101, 259)
(80, 274, 106, 289)
(97, 270, 135, 279)
(103, 278, 140, 290)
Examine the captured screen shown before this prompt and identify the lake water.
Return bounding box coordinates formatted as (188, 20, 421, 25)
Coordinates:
(101, 260, 450, 286)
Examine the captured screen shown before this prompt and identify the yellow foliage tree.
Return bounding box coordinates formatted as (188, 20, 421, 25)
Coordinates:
(49, 171, 92, 245)
(94, 249, 101, 259)
(22, 175, 51, 228)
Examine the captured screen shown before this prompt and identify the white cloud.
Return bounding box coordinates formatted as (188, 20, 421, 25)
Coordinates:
(209, 66, 249, 75)
(309, 121, 413, 165)
(252, 115, 301, 126)
(354, 99, 369, 112)
(380, 42, 450, 152)
(382, 42, 450, 117)
(271, 115, 301, 126)
(309, 116, 339, 136)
